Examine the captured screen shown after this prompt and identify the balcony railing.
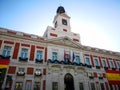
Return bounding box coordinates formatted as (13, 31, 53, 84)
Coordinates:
(19, 57, 28, 62)
(0, 55, 11, 59)
(17, 71, 25, 76)
(104, 67, 108, 70)
(34, 72, 42, 77)
(96, 66, 101, 69)
(47, 59, 95, 68)
(99, 77, 103, 79)
(86, 65, 92, 68)
(35, 59, 43, 63)
(112, 68, 116, 70)
(89, 76, 94, 79)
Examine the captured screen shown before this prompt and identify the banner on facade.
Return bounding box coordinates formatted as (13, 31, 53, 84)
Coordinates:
(105, 70, 120, 81)
(106, 73, 120, 81)
(0, 59, 10, 68)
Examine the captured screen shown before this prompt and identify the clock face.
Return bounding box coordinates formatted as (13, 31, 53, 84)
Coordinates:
(62, 19, 67, 25)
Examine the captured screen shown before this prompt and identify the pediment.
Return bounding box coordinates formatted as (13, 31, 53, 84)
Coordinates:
(45, 36, 83, 49)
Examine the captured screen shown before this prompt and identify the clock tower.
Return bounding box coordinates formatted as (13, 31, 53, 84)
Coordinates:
(53, 6, 71, 32)
(43, 6, 80, 43)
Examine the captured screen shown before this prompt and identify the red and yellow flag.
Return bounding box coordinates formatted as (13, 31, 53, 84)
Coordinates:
(105, 70, 120, 84)
(0, 59, 10, 68)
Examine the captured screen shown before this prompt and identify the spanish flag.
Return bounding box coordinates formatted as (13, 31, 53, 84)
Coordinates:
(105, 69, 120, 84)
(0, 59, 10, 68)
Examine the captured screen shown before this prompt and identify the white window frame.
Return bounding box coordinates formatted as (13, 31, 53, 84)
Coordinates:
(17, 67, 26, 75)
(76, 55, 80, 64)
(116, 61, 120, 69)
(52, 82, 58, 90)
(100, 83, 105, 90)
(79, 82, 84, 90)
(19, 45, 30, 59)
(14, 82, 23, 90)
(36, 50, 43, 60)
(101, 59, 107, 67)
(109, 60, 114, 68)
(52, 52, 58, 61)
(98, 73, 103, 77)
(34, 82, 41, 90)
(35, 48, 44, 62)
(93, 58, 99, 66)
(85, 56, 91, 65)
(2, 45, 12, 57)
(1, 43, 14, 58)
(35, 68, 42, 75)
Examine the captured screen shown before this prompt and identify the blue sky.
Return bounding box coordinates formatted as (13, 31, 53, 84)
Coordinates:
(0, 0, 120, 52)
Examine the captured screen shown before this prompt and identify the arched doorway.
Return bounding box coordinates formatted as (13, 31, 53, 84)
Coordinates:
(64, 73, 74, 90)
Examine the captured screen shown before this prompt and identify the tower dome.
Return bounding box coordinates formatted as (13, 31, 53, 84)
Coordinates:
(56, 6, 65, 14)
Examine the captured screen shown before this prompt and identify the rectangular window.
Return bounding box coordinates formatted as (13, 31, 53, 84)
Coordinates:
(18, 68, 25, 72)
(102, 60, 107, 67)
(35, 69, 42, 76)
(2, 46, 11, 57)
(85, 57, 90, 65)
(52, 82, 58, 90)
(20, 48, 28, 59)
(100, 83, 105, 90)
(25, 81, 32, 90)
(36, 51, 43, 60)
(76, 55, 80, 64)
(55, 21, 57, 28)
(117, 62, 120, 68)
(94, 59, 99, 66)
(109, 61, 114, 68)
(110, 84, 113, 90)
(14, 82, 23, 90)
(52, 52, 57, 61)
(118, 85, 120, 90)
(34, 82, 40, 90)
(79, 82, 84, 90)
(90, 83, 95, 90)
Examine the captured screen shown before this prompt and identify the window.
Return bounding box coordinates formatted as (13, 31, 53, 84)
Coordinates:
(52, 52, 57, 61)
(102, 60, 107, 67)
(17, 68, 25, 76)
(94, 59, 99, 66)
(55, 21, 57, 28)
(109, 61, 114, 68)
(35, 69, 42, 76)
(18, 68, 25, 73)
(34, 82, 40, 90)
(117, 62, 120, 69)
(65, 54, 69, 62)
(79, 83, 84, 90)
(85, 57, 90, 65)
(109, 84, 113, 90)
(76, 55, 80, 64)
(20, 48, 28, 59)
(98, 73, 102, 77)
(52, 82, 58, 90)
(2, 46, 11, 57)
(100, 83, 105, 90)
(118, 85, 120, 90)
(14, 82, 23, 90)
(36, 51, 43, 60)
(90, 83, 95, 90)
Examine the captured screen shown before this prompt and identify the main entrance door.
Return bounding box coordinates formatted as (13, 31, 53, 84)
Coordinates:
(64, 73, 74, 90)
